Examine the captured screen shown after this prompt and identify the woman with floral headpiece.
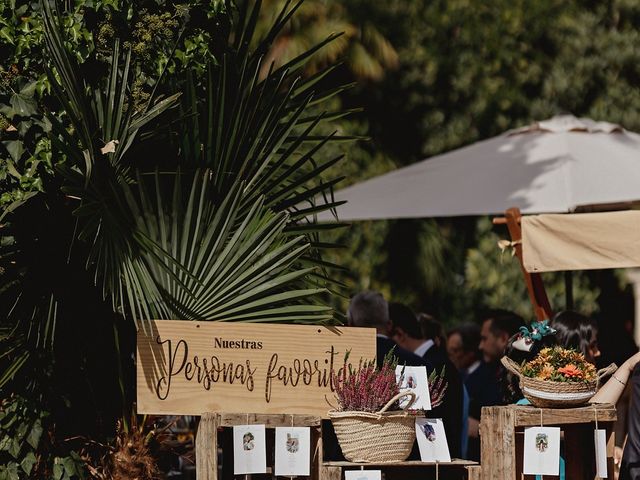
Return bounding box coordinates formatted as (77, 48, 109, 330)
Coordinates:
(503, 311, 640, 479)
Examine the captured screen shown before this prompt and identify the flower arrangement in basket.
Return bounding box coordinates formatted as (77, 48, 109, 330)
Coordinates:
(501, 346, 617, 408)
(328, 350, 448, 463)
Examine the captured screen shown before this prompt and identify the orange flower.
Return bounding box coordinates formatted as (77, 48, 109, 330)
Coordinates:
(558, 364, 583, 379)
(537, 365, 554, 380)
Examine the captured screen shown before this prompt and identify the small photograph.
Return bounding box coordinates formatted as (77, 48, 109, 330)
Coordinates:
(422, 422, 436, 442)
(523, 427, 560, 476)
(344, 470, 382, 480)
(395, 366, 431, 410)
(286, 433, 299, 454)
(535, 433, 548, 453)
(243, 432, 255, 451)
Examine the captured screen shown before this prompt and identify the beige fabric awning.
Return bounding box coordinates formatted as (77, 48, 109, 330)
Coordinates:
(522, 210, 640, 272)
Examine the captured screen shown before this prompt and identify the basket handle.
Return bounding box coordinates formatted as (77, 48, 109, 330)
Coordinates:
(378, 390, 416, 414)
(596, 363, 618, 386)
(501, 356, 522, 377)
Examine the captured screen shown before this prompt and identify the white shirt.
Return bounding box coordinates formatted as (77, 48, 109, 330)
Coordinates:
(414, 339, 435, 357)
(465, 360, 481, 376)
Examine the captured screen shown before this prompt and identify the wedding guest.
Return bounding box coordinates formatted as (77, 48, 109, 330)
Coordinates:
(551, 310, 600, 362)
(550, 310, 640, 406)
(447, 323, 481, 373)
(501, 316, 640, 480)
(418, 313, 446, 348)
(389, 302, 463, 458)
(479, 309, 525, 364)
(347, 291, 427, 369)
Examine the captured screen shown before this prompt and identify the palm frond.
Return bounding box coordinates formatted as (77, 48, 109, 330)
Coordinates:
(127, 170, 331, 323)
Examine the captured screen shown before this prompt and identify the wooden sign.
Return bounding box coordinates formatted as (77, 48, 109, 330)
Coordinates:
(137, 320, 376, 417)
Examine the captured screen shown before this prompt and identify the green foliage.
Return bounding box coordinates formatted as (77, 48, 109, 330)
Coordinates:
(0, 396, 86, 480)
(1, 0, 353, 475)
(0, 0, 227, 216)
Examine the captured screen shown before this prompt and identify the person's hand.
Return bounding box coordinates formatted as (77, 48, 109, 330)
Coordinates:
(623, 351, 640, 372)
(614, 445, 623, 480)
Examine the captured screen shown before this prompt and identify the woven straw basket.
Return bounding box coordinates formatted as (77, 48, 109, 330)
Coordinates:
(328, 391, 418, 463)
(501, 356, 617, 408)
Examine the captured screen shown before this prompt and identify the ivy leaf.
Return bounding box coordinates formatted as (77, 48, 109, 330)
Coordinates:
(0, 434, 11, 451)
(9, 93, 37, 117)
(26, 419, 42, 449)
(0, 463, 20, 480)
(2, 141, 24, 163)
(19, 81, 37, 98)
(53, 462, 64, 480)
(20, 451, 36, 475)
(8, 437, 21, 459)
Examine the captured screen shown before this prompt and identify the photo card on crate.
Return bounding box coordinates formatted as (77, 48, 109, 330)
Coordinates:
(523, 426, 561, 476)
(274, 427, 311, 476)
(233, 424, 267, 475)
(345, 470, 382, 480)
(594, 429, 608, 478)
(395, 365, 431, 410)
(415, 418, 451, 462)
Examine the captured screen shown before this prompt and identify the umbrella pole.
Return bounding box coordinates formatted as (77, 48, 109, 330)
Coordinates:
(565, 271, 574, 310)
(503, 208, 554, 321)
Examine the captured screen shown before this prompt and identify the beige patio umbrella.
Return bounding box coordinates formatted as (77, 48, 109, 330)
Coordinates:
(314, 115, 640, 222)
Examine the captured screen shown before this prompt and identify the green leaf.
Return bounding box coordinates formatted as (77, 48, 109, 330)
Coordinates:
(25, 419, 42, 449)
(53, 461, 64, 480)
(8, 437, 20, 459)
(9, 93, 37, 117)
(20, 451, 36, 475)
(2, 142, 24, 163)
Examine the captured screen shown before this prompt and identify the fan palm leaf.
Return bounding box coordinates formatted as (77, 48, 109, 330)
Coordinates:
(34, 0, 350, 330)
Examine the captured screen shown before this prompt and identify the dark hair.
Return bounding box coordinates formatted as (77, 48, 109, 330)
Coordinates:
(388, 302, 421, 339)
(417, 313, 444, 343)
(482, 309, 525, 338)
(501, 327, 558, 404)
(551, 310, 597, 357)
(448, 323, 481, 354)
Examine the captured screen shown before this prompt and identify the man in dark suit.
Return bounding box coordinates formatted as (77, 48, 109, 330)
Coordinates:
(388, 302, 463, 459)
(346, 291, 428, 369)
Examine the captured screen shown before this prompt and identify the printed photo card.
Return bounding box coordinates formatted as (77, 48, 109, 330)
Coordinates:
(395, 365, 431, 410)
(344, 470, 382, 480)
(233, 424, 267, 475)
(275, 427, 311, 477)
(415, 418, 451, 462)
(523, 426, 561, 476)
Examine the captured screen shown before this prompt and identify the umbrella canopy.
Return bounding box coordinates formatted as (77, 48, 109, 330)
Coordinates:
(316, 115, 640, 221)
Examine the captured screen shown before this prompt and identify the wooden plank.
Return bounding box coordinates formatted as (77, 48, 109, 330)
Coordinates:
(466, 465, 482, 480)
(512, 404, 616, 426)
(605, 423, 616, 480)
(195, 413, 218, 480)
(319, 465, 341, 480)
(505, 207, 553, 321)
(217, 413, 321, 427)
(480, 406, 517, 480)
(137, 321, 376, 417)
(322, 459, 477, 467)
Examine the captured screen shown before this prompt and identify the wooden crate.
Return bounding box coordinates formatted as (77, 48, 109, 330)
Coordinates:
(196, 412, 323, 480)
(320, 460, 479, 480)
(479, 404, 616, 480)
(196, 412, 479, 479)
